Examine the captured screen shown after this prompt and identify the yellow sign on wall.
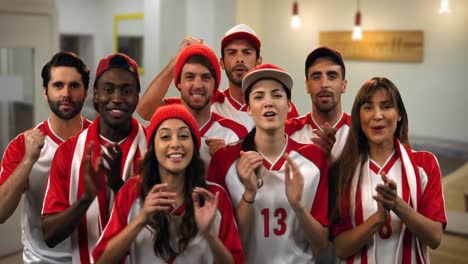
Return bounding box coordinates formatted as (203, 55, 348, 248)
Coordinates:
(319, 31, 424, 62)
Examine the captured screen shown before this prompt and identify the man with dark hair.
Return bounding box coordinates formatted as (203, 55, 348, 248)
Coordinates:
(41, 53, 147, 264)
(286, 47, 350, 264)
(0, 51, 91, 263)
(286, 47, 350, 164)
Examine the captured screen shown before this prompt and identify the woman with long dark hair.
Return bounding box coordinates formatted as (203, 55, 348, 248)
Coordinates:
(92, 104, 243, 263)
(331, 77, 446, 263)
(208, 64, 329, 263)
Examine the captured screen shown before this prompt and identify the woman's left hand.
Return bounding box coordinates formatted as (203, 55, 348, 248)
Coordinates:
(284, 154, 305, 211)
(193, 187, 219, 237)
(374, 172, 400, 211)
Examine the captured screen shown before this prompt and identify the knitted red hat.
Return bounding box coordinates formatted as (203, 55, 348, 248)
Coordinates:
(146, 104, 201, 149)
(173, 43, 221, 91)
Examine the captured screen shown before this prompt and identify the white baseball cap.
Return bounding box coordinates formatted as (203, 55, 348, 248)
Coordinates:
(221, 24, 261, 53)
(242, 63, 293, 94)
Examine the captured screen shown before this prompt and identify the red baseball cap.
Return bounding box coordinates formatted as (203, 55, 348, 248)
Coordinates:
(94, 53, 140, 90)
(221, 24, 261, 54)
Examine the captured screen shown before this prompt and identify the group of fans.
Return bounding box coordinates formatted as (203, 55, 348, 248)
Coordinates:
(0, 23, 446, 264)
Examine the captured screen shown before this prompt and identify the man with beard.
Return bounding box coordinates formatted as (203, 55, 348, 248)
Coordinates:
(41, 53, 147, 264)
(139, 43, 247, 168)
(0, 51, 91, 263)
(137, 25, 299, 132)
(286, 47, 350, 165)
(285, 47, 350, 264)
(212, 24, 299, 131)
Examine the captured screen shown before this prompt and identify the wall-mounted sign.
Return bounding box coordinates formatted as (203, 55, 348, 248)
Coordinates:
(319, 30, 424, 62)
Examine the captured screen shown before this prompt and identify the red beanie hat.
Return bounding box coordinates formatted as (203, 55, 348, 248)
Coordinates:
(146, 105, 201, 149)
(173, 43, 221, 91)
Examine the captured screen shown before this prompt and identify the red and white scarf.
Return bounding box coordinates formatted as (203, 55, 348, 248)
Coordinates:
(68, 116, 147, 264)
(348, 138, 429, 264)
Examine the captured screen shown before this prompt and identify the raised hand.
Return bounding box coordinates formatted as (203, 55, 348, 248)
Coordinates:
(193, 187, 219, 237)
(374, 171, 399, 211)
(140, 183, 176, 224)
(236, 151, 264, 197)
(83, 142, 103, 200)
(23, 129, 45, 163)
(179, 36, 203, 52)
(205, 138, 226, 157)
(100, 143, 124, 193)
(311, 122, 336, 156)
(284, 153, 305, 211)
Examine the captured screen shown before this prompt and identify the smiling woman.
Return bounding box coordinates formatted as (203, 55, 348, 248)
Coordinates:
(330, 77, 447, 264)
(92, 104, 243, 264)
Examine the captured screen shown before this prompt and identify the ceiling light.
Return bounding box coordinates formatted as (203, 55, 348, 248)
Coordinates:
(291, 1, 301, 29)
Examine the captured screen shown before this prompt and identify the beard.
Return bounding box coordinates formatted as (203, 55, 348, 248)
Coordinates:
(316, 101, 337, 113)
(47, 97, 84, 120)
(314, 92, 339, 114)
(225, 63, 249, 88)
(226, 70, 243, 87)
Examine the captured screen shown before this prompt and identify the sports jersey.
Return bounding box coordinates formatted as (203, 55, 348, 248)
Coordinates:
(92, 176, 244, 263)
(285, 112, 351, 163)
(0, 118, 90, 264)
(163, 98, 248, 169)
(332, 139, 447, 264)
(211, 88, 300, 131)
(207, 137, 328, 264)
(199, 112, 247, 170)
(42, 116, 147, 264)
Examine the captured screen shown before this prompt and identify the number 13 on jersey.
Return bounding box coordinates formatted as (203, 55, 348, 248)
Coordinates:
(261, 208, 287, 237)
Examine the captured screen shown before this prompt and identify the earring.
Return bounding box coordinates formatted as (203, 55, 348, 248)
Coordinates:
(398, 116, 402, 121)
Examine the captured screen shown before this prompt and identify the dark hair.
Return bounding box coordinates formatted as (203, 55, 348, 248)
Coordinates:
(41, 51, 90, 91)
(178, 55, 217, 86)
(244, 78, 292, 105)
(138, 126, 207, 261)
(305, 54, 345, 80)
(330, 77, 409, 224)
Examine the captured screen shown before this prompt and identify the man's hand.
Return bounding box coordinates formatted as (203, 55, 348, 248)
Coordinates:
(23, 129, 45, 163)
(100, 143, 124, 193)
(179, 36, 203, 52)
(311, 122, 336, 156)
(83, 142, 103, 200)
(205, 138, 226, 156)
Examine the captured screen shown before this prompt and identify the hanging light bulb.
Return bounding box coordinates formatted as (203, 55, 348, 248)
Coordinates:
(352, 0, 362, 40)
(439, 0, 451, 14)
(291, 1, 301, 29)
(352, 10, 362, 40)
